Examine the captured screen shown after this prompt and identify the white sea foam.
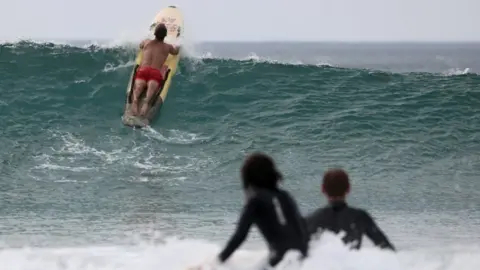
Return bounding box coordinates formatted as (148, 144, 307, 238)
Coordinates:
(0, 232, 479, 270)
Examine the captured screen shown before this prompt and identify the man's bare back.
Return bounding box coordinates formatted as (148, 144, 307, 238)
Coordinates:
(139, 39, 179, 69)
(130, 23, 180, 117)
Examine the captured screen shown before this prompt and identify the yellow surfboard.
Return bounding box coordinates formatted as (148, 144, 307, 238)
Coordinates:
(122, 5, 184, 128)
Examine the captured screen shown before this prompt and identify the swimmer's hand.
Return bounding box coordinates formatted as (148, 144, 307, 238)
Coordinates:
(175, 36, 184, 46)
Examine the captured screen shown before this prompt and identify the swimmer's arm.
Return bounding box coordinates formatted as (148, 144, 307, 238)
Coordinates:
(363, 212, 396, 251)
(139, 39, 149, 49)
(285, 193, 311, 244)
(169, 44, 180, 55)
(217, 199, 256, 263)
(303, 209, 324, 236)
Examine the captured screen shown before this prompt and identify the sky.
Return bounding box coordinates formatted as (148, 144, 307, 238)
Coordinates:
(0, 0, 478, 42)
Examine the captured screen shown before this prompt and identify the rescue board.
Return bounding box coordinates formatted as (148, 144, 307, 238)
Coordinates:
(121, 5, 183, 128)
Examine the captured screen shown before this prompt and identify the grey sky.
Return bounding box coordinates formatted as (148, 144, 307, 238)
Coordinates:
(0, 0, 478, 42)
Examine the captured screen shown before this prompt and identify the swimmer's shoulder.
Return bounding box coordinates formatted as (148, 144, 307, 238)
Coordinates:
(140, 39, 152, 49)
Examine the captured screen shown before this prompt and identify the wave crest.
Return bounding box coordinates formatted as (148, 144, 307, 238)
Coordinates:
(1, 39, 477, 75)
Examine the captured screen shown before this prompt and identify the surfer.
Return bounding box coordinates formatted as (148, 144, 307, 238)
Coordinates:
(131, 23, 180, 116)
(304, 168, 396, 251)
(210, 152, 309, 269)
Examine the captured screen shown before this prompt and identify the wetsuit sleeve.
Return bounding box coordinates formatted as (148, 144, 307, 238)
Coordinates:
(362, 212, 396, 251)
(303, 209, 323, 236)
(285, 193, 310, 247)
(218, 199, 257, 262)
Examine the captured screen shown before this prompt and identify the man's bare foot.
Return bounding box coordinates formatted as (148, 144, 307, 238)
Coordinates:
(131, 100, 139, 115)
(140, 103, 149, 117)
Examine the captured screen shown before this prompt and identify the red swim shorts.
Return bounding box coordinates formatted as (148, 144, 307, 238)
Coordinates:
(135, 66, 164, 84)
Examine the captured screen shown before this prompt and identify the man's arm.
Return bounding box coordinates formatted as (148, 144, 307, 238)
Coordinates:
(139, 39, 149, 49)
(363, 212, 396, 251)
(217, 199, 257, 263)
(285, 193, 311, 246)
(169, 44, 181, 55)
(303, 209, 324, 236)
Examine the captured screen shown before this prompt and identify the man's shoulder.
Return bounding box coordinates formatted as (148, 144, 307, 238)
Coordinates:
(248, 189, 284, 207)
(305, 206, 328, 219)
(254, 188, 291, 200)
(140, 39, 152, 48)
(338, 205, 374, 223)
(346, 205, 370, 216)
(305, 203, 362, 220)
(249, 189, 273, 203)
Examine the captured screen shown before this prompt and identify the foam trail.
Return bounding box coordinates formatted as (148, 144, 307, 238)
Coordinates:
(140, 126, 207, 145)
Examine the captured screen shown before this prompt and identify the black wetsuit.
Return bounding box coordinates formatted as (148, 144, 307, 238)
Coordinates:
(304, 201, 395, 251)
(218, 188, 309, 267)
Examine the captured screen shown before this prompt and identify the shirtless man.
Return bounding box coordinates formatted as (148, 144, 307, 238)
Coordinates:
(131, 23, 180, 116)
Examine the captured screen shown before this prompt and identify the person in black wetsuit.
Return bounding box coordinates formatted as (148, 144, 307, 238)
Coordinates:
(215, 152, 309, 269)
(304, 168, 396, 251)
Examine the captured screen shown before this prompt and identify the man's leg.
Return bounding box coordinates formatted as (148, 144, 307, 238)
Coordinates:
(131, 79, 146, 115)
(140, 80, 160, 117)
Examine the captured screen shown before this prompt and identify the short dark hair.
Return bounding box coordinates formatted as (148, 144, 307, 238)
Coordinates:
(241, 152, 282, 190)
(322, 168, 350, 197)
(154, 23, 168, 41)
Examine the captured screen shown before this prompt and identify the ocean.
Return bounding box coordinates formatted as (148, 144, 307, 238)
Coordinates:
(0, 40, 479, 270)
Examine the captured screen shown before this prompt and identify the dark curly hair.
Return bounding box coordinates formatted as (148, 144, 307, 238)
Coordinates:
(241, 152, 283, 190)
(154, 23, 168, 41)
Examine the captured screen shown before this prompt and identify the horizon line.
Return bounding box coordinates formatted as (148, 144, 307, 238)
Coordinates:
(2, 37, 480, 44)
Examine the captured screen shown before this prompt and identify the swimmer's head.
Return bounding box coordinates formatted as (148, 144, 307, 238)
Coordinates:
(322, 168, 350, 200)
(154, 23, 168, 41)
(241, 152, 282, 191)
